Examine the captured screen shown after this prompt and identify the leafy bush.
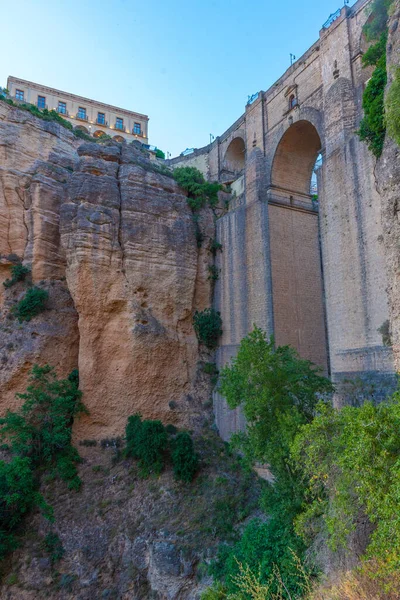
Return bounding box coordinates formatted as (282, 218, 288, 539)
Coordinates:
(208, 265, 219, 282)
(213, 328, 332, 597)
(3, 263, 30, 288)
(203, 361, 219, 386)
(358, 34, 387, 157)
(358, 0, 394, 157)
(0, 364, 85, 490)
(173, 166, 221, 211)
(209, 239, 223, 256)
(12, 286, 48, 321)
(363, 0, 393, 42)
(0, 366, 84, 561)
(293, 394, 400, 583)
(192, 213, 205, 248)
(125, 414, 143, 459)
(125, 414, 168, 476)
(193, 308, 222, 350)
(155, 148, 165, 159)
(386, 66, 400, 146)
(0, 457, 43, 559)
(43, 532, 64, 564)
(171, 432, 199, 482)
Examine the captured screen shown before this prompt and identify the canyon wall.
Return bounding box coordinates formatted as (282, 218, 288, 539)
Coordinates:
(377, 0, 400, 371)
(0, 102, 213, 439)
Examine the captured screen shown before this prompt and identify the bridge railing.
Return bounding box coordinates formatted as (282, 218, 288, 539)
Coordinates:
(322, 8, 341, 29)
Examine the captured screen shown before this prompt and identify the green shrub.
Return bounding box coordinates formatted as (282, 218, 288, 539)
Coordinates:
(358, 0, 394, 157)
(0, 364, 85, 490)
(125, 414, 143, 459)
(74, 128, 93, 141)
(12, 286, 48, 321)
(213, 327, 332, 597)
(192, 213, 205, 248)
(155, 148, 165, 159)
(210, 519, 311, 598)
(358, 36, 387, 157)
(193, 308, 222, 349)
(209, 239, 223, 256)
(386, 66, 400, 146)
(203, 362, 219, 386)
(208, 265, 219, 282)
(173, 166, 221, 211)
(43, 532, 64, 564)
(125, 414, 168, 476)
(0, 457, 43, 559)
(171, 432, 199, 482)
(292, 394, 400, 581)
(363, 0, 393, 42)
(3, 263, 30, 288)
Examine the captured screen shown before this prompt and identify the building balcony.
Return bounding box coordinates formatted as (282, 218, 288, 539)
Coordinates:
(96, 118, 108, 127)
(76, 113, 88, 122)
(114, 123, 125, 131)
(37, 102, 48, 110)
(57, 107, 69, 117)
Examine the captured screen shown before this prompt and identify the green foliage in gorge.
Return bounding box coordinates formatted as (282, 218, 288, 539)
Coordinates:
(125, 414, 168, 476)
(3, 263, 30, 289)
(363, 0, 393, 42)
(0, 365, 85, 490)
(211, 328, 332, 598)
(358, 0, 394, 157)
(171, 431, 199, 482)
(173, 166, 221, 211)
(193, 308, 223, 350)
(219, 327, 333, 470)
(0, 457, 44, 560)
(293, 394, 400, 583)
(12, 286, 48, 322)
(0, 366, 84, 560)
(386, 66, 400, 146)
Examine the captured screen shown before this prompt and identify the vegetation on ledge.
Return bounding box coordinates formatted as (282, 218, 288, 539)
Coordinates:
(203, 327, 400, 599)
(173, 166, 222, 211)
(0, 365, 84, 560)
(358, 0, 394, 157)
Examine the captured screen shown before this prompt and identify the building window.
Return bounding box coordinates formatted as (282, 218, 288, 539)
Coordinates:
(15, 89, 24, 101)
(77, 107, 87, 120)
(289, 94, 298, 110)
(58, 101, 67, 114)
(97, 112, 105, 125)
(37, 95, 46, 109)
(133, 122, 141, 135)
(115, 117, 124, 130)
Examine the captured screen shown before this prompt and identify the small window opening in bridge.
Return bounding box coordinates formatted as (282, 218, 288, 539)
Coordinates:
(289, 94, 298, 110)
(310, 153, 323, 199)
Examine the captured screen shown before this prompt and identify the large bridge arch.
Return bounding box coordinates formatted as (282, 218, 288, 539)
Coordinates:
(270, 120, 322, 201)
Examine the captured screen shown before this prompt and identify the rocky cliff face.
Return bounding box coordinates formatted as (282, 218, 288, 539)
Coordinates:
(0, 102, 213, 438)
(376, 0, 400, 371)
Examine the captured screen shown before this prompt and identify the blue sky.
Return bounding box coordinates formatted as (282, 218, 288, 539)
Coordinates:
(1, 0, 355, 156)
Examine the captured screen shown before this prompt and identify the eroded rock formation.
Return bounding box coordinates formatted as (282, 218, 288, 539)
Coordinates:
(0, 102, 213, 438)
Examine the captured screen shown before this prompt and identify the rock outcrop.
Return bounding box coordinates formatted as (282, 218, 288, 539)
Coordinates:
(0, 102, 213, 438)
(376, 0, 400, 370)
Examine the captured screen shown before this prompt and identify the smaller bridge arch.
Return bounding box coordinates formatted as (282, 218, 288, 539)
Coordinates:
(224, 136, 245, 172)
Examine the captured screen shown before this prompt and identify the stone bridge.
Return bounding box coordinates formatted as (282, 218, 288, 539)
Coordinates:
(168, 0, 397, 438)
